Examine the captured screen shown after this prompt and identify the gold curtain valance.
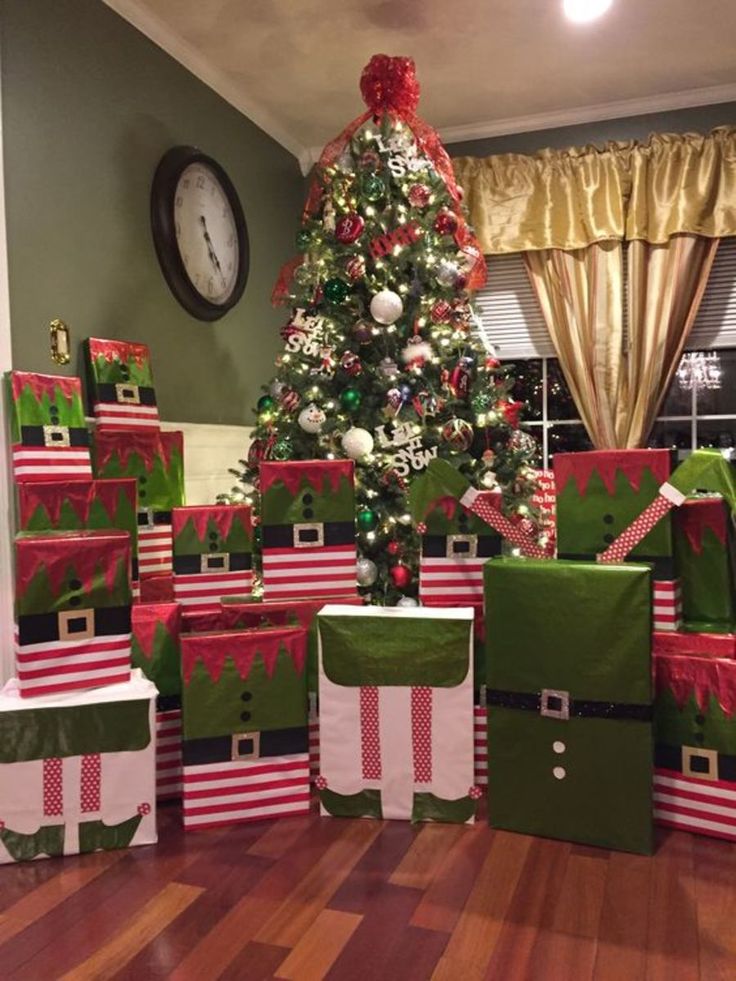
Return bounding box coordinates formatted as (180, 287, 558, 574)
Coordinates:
(453, 127, 736, 254)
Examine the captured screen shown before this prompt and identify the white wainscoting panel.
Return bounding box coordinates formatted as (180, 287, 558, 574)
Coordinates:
(160, 421, 252, 505)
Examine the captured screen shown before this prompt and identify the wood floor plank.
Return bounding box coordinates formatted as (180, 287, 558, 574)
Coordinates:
(247, 815, 314, 859)
(593, 850, 652, 981)
(389, 823, 465, 890)
(692, 835, 736, 981)
(220, 941, 291, 981)
(644, 831, 700, 981)
(411, 823, 489, 933)
(275, 908, 363, 980)
(59, 882, 202, 981)
(328, 820, 418, 913)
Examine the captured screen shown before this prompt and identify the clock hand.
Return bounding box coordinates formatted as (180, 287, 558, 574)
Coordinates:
(199, 216, 228, 286)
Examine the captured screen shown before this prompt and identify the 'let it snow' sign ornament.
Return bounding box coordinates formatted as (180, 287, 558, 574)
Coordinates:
(375, 422, 438, 478)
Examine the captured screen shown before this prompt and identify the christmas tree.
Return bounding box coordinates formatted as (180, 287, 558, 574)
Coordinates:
(229, 55, 539, 603)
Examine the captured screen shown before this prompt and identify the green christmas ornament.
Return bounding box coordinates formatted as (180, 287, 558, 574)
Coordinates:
(271, 437, 293, 461)
(361, 173, 386, 202)
(324, 277, 351, 303)
(295, 228, 312, 251)
(357, 508, 378, 532)
(257, 394, 276, 414)
(340, 386, 362, 412)
(471, 390, 495, 414)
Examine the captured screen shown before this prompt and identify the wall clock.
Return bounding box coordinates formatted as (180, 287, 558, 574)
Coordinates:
(150, 146, 249, 321)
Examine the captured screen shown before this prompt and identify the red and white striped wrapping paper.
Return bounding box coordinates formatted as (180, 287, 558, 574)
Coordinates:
(14, 631, 131, 699)
(182, 755, 311, 830)
(173, 570, 254, 611)
(92, 401, 160, 431)
(261, 544, 357, 601)
(474, 705, 487, 787)
(654, 768, 736, 842)
(11, 445, 93, 483)
(653, 580, 682, 632)
(138, 522, 173, 577)
(156, 708, 182, 800)
(419, 556, 486, 605)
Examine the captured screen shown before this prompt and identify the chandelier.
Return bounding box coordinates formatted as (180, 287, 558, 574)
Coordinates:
(676, 352, 722, 392)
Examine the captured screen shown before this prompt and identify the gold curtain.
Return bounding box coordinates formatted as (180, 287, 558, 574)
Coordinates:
(454, 127, 736, 254)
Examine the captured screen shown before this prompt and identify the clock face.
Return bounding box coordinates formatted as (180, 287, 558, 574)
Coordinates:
(174, 162, 239, 305)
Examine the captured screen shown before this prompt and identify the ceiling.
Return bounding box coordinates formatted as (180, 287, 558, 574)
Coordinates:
(106, 0, 736, 172)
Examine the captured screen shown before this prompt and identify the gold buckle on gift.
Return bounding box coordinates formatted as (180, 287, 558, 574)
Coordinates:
(293, 523, 324, 548)
(446, 534, 477, 559)
(231, 732, 260, 761)
(138, 509, 155, 527)
(58, 608, 94, 641)
(682, 746, 718, 782)
(200, 552, 229, 573)
(115, 382, 141, 404)
(540, 689, 570, 721)
(43, 425, 70, 447)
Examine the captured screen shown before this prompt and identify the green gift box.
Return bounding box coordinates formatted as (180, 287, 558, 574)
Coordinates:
(485, 558, 653, 854)
(673, 497, 735, 634)
(131, 602, 181, 697)
(84, 337, 159, 431)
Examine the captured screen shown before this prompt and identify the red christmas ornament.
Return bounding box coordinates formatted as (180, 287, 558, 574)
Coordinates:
(484, 356, 501, 371)
(340, 350, 362, 376)
(387, 540, 402, 556)
(360, 150, 381, 171)
(390, 563, 412, 589)
(345, 255, 366, 281)
(430, 299, 453, 324)
(335, 213, 365, 244)
(448, 357, 474, 398)
(407, 183, 431, 208)
(434, 209, 459, 236)
(416, 522, 427, 535)
(360, 55, 420, 115)
(279, 389, 301, 412)
(498, 400, 524, 428)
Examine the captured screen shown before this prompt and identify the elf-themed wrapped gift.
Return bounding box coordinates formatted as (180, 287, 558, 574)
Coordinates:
(131, 602, 181, 697)
(15, 530, 132, 698)
(17, 478, 141, 599)
(654, 653, 736, 841)
(92, 430, 184, 578)
(172, 505, 253, 610)
(5, 371, 92, 482)
(156, 696, 183, 801)
(317, 606, 476, 824)
(0, 670, 156, 863)
(673, 497, 735, 634)
(180, 626, 310, 829)
(653, 630, 736, 659)
(140, 573, 175, 603)
(485, 558, 653, 854)
(260, 460, 357, 600)
(84, 337, 160, 431)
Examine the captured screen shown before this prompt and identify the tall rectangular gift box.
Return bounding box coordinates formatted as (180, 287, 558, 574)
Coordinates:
(180, 625, 310, 829)
(5, 371, 92, 482)
(485, 558, 654, 854)
(92, 429, 184, 578)
(172, 505, 253, 610)
(554, 449, 681, 631)
(84, 337, 160, 431)
(0, 670, 157, 863)
(132, 603, 183, 800)
(14, 530, 132, 698)
(260, 460, 357, 600)
(673, 497, 735, 634)
(316, 605, 476, 823)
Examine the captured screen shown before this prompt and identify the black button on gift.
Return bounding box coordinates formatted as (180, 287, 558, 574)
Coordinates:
(302, 493, 313, 505)
(240, 710, 251, 722)
(603, 514, 614, 525)
(695, 714, 706, 726)
(303, 508, 314, 519)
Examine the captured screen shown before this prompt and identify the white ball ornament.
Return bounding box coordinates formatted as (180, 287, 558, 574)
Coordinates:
(396, 596, 419, 607)
(356, 557, 378, 587)
(436, 260, 460, 287)
(341, 427, 374, 460)
(370, 289, 404, 326)
(269, 379, 285, 399)
(298, 403, 326, 434)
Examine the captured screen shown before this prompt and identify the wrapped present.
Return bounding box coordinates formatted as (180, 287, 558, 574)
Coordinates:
(131, 602, 181, 697)
(172, 505, 253, 610)
(156, 696, 183, 801)
(260, 460, 357, 599)
(654, 653, 736, 841)
(5, 371, 92, 482)
(0, 670, 156, 863)
(92, 430, 184, 578)
(653, 630, 736, 658)
(84, 337, 160, 431)
(485, 558, 653, 854)
(140, 573, 174, 603)
(17, 478, 140, 598)
(674, 497, 735, 634)
(181, 626, 310, 829)
(317, 605, 476, 824)
(15, 530, 132, 698)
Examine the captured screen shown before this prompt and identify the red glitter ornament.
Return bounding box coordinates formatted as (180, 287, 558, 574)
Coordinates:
(430, 299, 452, 324)
(360, 150, 381, 170)
(407, 183, 431, 208)
(335, 213, 365, 244)
(390, 563, 412, 589)
(340, 350, 362, 376)
(485, 356, 501, 371)
(360, 55, 420, 115)
(434, 209, 459, 236)
(387, 540, 401, 556)
(345, 255, 366, 281)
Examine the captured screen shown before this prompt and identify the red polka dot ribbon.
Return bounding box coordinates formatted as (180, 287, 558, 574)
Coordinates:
(43, 758, 63, 817)
(360, 686, 381, 780)
(412, 687, 433, 784)
(80, 754, 101, 813)
(598, 494, 675, 563)
(465, 492, 548, 559)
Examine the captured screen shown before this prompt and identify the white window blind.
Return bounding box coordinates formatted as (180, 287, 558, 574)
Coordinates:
(685, 236, 736, 350)
(473, 253, 556, 358)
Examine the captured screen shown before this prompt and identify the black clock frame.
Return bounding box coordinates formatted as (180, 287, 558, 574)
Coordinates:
(150, 145, 249, 322)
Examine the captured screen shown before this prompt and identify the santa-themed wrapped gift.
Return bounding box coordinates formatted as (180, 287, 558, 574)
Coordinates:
(17, 478, 141, 599)
(92, 430, 184, 578)
(180, 626, 310, 830)
(654, 653, 736, 841)
(5, 371, 92, 482)
(485, 558, 653, 854)
(673, 497, 735, 634)
(84, 337, 160, 431)
(0, 670, 156, 863)
(15, 530, 132, 698)
(172, 505, 253, 610)
(260, 460, 357, 600)
(316, 605, 476, 824)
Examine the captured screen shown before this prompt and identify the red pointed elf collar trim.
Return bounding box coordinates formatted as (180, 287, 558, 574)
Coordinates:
(259, 460, 354, 497)
(554, 450, 671, 497)
(172, 505, 252, 542)
(181, 626, 307, 684)
(655, 652, 736, 716)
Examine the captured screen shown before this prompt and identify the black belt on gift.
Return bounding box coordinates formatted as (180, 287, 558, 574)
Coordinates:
(422, 534, 501, 559)
(17, 605, 131, 646)
(173, 552, 253, 575)
(96, 383, 157, 407)
(262, 521, 355, 549)
(487, 687, 652, 722)
(655, 742, 736, 782)
(138, 509, 173, 527)
(182, 726, 308, 766)
(157, 693, 182, 713)
(557, 552, 676, 580)
(20, 425, 90, 448)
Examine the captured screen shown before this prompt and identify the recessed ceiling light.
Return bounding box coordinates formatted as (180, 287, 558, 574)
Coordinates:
(563, 0, 614, 23)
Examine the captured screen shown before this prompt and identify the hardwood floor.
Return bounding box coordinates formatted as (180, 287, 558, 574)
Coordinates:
(0, 800, 732, 980)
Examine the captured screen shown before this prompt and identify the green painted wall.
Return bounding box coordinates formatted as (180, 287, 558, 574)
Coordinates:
(0, 0, 304, 425)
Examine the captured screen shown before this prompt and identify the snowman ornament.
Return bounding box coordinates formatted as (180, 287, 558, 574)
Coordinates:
(298, 403, 326, 434)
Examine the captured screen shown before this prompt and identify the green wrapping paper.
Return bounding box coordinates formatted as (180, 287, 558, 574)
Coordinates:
(131, 603, 182, 697)
(674, 498, 735, 633)
(485, 558, 653, 854)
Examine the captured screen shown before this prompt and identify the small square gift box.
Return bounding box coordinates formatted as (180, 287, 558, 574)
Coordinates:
(5, 370, 92, 482)
(172, 505, 253, 610)
(673, 497, 735, 634)
(0, 670, 157, 864)
(17, 478, 141, 599)
(92, 430, 184, 578)
(84, 337, 160, 431)
(260, 460, 357, 600)
(316, 605, 476, 824)
(180, 625, 310, 830)
(14, 530, 133, 698)
(484, 558, 654, 854)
